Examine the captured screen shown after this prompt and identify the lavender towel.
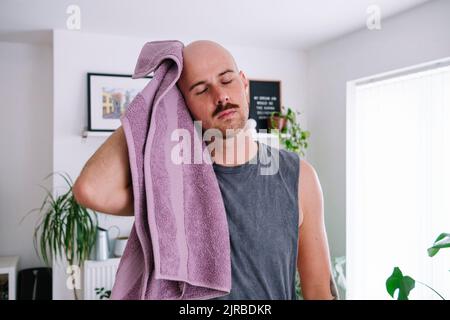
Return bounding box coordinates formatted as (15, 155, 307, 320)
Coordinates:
(110, 40, 231, 300)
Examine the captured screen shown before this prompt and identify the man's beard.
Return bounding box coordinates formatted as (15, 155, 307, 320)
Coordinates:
(221, 117, 247, 139)
(212, 102, 247, 139)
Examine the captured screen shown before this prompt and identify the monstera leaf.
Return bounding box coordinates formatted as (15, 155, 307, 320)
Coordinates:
(427, 233, 450, 257)
(386, 267, 415, 300)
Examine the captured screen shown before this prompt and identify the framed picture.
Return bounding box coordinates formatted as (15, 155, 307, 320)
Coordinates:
(248, 79, 282, 131)
(87, 73, 152, 131)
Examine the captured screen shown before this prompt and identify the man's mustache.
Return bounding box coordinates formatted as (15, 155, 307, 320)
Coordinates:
(212, 102, 239, 118)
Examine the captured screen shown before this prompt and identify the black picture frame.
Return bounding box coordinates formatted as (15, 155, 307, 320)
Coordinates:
(248, 79, 282, 131)
(87, 72, 152, 132)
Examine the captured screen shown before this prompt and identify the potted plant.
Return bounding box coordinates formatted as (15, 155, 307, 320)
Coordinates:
(23, 171, 98, 300)
(269, 106, 310, 156)
(267, 110, 288, 131)
(386, 232, 450, 300)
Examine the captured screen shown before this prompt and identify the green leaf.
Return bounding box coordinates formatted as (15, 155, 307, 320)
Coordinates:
(427, 233, 450, 257)
(386, 267, 415, 300)
(275, 107, 310, 155)
(25, 171, 98, 276)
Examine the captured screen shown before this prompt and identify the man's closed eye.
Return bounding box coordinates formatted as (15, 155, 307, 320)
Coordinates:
(196, 80, 233, 95)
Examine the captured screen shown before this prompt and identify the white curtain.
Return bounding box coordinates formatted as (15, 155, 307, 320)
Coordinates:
(347, 64, 450, 299)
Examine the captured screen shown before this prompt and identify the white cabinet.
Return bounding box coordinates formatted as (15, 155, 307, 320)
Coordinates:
(83, 258, 120, 300)
(0, 256, 19, 300)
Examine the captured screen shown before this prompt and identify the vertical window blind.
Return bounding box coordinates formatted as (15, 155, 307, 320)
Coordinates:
(347, 64, 450, 299)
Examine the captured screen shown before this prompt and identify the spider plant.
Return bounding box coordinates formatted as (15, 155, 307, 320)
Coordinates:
(23, 171, 98, 300)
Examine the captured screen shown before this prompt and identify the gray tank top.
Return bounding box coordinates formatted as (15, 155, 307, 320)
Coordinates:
(210, 141, 300, 300)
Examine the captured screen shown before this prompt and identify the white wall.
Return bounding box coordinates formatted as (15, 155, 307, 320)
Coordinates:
(52, 30, 137, 299)
(306, 0, 450, 259)
(52, 29, 307, 299)
(0, 41, 53, 270)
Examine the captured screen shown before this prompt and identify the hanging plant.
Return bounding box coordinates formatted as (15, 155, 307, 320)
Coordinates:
(269, 106, 310, 156)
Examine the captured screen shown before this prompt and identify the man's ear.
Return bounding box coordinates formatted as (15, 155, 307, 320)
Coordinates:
(239, 70, 249, 88)
(239, 70, 250, 104)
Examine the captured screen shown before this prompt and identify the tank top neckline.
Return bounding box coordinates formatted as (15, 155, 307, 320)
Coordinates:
(212, 140, 262, 174)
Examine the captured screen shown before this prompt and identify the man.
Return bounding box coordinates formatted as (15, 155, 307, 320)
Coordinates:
(73, 40, 338, 300)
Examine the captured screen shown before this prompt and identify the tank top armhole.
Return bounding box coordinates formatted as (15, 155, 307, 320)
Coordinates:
(297, 153, 302, 228)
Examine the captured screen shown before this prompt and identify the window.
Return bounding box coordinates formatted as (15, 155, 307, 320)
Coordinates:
(347, 62, 450, 299)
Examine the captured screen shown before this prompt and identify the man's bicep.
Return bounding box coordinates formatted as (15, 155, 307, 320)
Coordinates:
(297, 160, 335, 299)
(74, 126, 133, 215)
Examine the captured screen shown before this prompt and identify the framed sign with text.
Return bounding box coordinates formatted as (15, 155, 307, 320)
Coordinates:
(248, 79, 282, 131)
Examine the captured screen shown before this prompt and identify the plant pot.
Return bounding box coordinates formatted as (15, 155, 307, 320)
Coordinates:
(268, 115, 287, 130)
(113, 236, 129, 257)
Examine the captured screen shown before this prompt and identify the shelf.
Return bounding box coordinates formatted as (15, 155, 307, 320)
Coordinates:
(82, 130, 113, 138)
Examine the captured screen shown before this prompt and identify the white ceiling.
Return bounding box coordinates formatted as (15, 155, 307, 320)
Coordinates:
(0, 0, 432, 50)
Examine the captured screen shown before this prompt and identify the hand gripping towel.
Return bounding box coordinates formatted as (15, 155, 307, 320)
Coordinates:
(110, 40, 232, 300)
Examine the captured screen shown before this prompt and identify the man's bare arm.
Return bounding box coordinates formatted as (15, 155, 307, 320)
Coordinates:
(297, 159, 339, 300)
(73, 126, 134, 216)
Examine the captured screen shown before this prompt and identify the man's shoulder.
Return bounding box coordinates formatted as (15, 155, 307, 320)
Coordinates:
(299, 158, 318, 183)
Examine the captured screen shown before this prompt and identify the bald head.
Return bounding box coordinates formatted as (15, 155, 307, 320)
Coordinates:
(182, 40, 239, 75)
(176, 40, 250, 137)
